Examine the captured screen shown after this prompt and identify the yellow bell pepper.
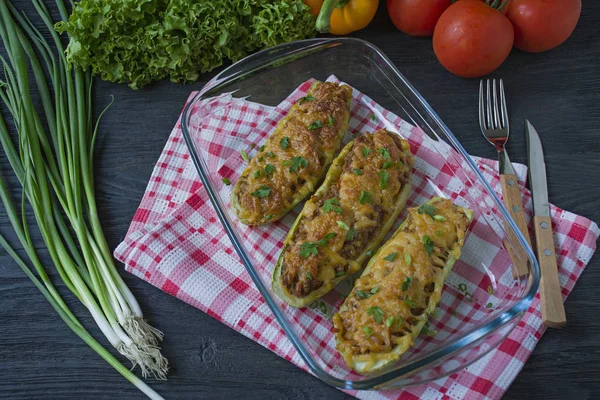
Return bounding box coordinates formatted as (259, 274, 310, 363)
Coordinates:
(309, 0, 379, 35)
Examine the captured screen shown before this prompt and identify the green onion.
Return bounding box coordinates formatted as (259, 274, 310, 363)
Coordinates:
(0, 2, 166, 397)
(367, 306, 384, 323)
(383, 252, 398, 261)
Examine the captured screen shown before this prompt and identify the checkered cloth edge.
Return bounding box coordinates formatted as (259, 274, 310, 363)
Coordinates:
(115, 78, 599, 400)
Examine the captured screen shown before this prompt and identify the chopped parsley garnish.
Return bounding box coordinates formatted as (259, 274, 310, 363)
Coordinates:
(253, 170, 261, 179)
(421, 322, 438, 337)
(382, 160, 393, 169)
(371, 113, 376, 121)
(258, 156, 264, 162)
(451, 309, 458, 316)
(378, 170, 389, 189)
(305, 271, 313, 280)
(434, 215, 447, 222)
(363, 326, 372, 338)
(264, 164, 275, 176)
(337, 220, 350, 230)
(404, 297, 418, 308)
(298, 94, 316, 104)
(423, 235, 434, 256)
(404, 253, 412, 266)
(395, 315, 404, 327)
(401, 276, 413, 292)
(486, 302, 493, 308)
(319, 301, 327, 314)
(383, 252, 398, 262)
(346, 228, 358, 241)
(418, 203, 437, 219)
(279, 136, 289, 150)
(265, 214, 274, 221)
(240, 150, 249, 162)
(222, 177, 231, 185)
(328, 115, 335, 126)
(367, 306, 384, 324)
(299, 242, 318, 258)
(353, 168, 363, 175)
(251, 185, 271, 198)
(355, 290, 371, 299)
(487, 286, 494, 295)
(434, 230, 443, 236)
(335, 270, 346, 277)
(359, 190, 372, 204)
(288, 156, 308, 173)
(361, 147, 372, 158)
(259, 145, 265, 152)
(385, 316, 395, 328)
(379, 148, 391, 160)
(307, 120, 323, 130)
(266, 151, 276, 158)
(317, 232, 337, 246)
(323, 198, 342, 214)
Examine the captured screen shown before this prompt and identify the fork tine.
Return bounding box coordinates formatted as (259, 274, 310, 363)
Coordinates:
(492, 79, 501, 129)
(486, 79, 493, 129)
(499, 79, 509, 131)
(478, 80, 486, 130)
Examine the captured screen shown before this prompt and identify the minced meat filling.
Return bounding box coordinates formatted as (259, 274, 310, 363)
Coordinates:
(281, 129, 413, 298)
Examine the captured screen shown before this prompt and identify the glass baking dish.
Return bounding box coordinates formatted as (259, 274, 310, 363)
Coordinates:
(180, 38, 540, 390)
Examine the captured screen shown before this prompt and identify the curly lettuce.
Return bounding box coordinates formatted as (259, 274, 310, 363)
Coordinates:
(57, 0, 315, 89)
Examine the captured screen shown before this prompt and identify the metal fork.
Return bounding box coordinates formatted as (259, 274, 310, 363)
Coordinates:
(479, 79, 532, 277)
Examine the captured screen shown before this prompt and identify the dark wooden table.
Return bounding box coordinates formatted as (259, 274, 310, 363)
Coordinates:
(1, 2, 599, 399)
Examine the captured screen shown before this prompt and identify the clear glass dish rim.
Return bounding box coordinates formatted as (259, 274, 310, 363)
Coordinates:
(180, 37, 540, 390)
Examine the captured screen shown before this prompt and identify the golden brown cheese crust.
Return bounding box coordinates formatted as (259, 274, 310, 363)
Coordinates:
(281, 129, 413, 298)
(231, 81, 352, 225)
(333, 199, 470, 357)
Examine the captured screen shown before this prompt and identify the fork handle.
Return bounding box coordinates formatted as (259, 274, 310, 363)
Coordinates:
(500, 174, 532, 277)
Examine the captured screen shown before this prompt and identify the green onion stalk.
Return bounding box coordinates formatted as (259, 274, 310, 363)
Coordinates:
(0, 0, 167, 396)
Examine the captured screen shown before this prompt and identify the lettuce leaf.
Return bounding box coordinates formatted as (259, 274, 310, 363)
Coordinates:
(57, 0, 315, 89)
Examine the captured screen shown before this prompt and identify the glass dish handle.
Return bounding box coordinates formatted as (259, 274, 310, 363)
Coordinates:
(201, 38, 335, 96)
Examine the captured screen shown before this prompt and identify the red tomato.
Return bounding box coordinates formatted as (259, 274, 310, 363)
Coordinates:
(506, 0, 581, 53)
(387, 0, 452, 36)
(433, 0, 514, 78)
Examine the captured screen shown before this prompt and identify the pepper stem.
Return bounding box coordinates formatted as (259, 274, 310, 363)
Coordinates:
(316, 0, 341, 33)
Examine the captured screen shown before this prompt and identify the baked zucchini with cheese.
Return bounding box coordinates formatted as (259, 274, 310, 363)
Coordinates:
(272, 129, 414, 308)
(332, 197, 473, 374)
(231, 81, 353, 225)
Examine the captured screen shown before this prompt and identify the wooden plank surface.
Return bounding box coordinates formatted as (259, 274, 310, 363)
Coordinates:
(1, 2, 599, 399)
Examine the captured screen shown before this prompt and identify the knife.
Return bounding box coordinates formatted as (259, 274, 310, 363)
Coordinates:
(526, 120, 567, 328)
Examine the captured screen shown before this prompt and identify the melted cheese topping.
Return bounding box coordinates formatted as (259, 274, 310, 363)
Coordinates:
(232, 82, 352, 225)
(333, 199, 470, 359)
(281, 130, 413, 298)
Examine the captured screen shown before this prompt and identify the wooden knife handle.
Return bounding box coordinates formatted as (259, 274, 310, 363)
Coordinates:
(534, 215, 567, 328)
(500, 174, 532, 277)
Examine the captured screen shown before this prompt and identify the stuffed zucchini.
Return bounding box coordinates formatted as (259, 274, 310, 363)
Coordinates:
(332, 197, 473, 375)
(231, 81, 353, 226)
(272, 129, 414, 308)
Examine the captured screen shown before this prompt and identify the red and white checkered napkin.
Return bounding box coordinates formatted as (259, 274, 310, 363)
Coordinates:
(115, 77, 599, 400)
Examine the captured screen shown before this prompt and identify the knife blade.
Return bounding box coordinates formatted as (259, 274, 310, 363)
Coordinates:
(526, 120, 550, 217)
(525, 120, 567, 328)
